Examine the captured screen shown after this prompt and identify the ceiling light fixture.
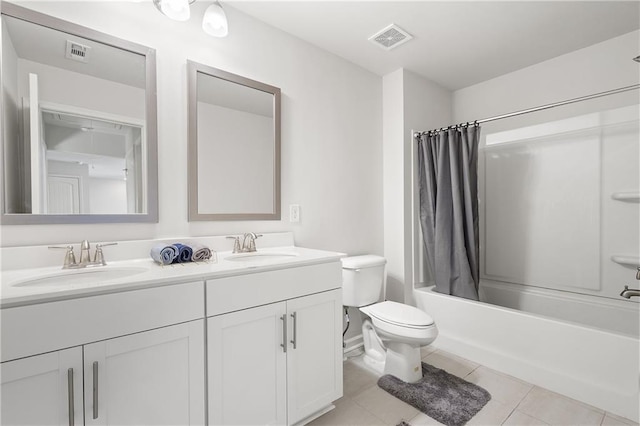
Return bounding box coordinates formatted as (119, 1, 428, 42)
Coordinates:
(202, 2, 228, 37)
(153, 0, 194, 22)
(153, 0, 228, 38)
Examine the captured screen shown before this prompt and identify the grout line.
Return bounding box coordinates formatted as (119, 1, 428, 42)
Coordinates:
(512, 387, 552, 425)
(500, 406, 518, 425)
(464, 363, 481, 379)
(514, 385, 535, 411)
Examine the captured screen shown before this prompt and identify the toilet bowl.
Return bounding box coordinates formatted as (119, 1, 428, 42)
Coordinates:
(360, 301, 437, 382)
(341, 255, 438, 383)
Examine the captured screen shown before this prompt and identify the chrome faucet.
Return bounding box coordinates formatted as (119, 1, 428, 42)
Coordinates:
(241, 232, 262, 252)
(620, 267, 640, 299)
(79, 240, 92, 266)
(620, 286, 640, 299)
(49, 240, 117, 269)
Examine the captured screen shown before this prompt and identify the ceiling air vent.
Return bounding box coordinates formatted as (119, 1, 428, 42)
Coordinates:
(369, 24, 413, 51)
(65, 40, 91, 63)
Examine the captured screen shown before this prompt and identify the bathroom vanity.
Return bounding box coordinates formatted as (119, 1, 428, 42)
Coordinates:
(0, 236, 344, 426)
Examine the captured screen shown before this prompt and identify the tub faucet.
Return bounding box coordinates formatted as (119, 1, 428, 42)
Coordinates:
(620, 286, 640, 299)
(620, 267, 640, 299)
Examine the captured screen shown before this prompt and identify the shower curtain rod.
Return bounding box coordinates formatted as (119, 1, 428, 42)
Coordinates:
(414, 83, 640, 136)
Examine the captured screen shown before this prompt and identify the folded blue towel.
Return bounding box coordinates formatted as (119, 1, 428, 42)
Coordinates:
(173, 243, 194, 264)
(150, 244, 179, 265)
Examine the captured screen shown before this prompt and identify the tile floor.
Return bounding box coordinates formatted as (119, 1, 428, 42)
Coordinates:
(309, 347, 639, 426)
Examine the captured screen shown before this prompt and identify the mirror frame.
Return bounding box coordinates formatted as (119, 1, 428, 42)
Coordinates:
(187, 60, 281, 221)
(0, 2, 158, 224)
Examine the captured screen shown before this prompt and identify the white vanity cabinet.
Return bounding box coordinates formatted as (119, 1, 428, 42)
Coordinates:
(1, 347, 84, 426)
(1, 281, 206, 426)
(83, 320, 205, 426)
(206, 262, 343, 426)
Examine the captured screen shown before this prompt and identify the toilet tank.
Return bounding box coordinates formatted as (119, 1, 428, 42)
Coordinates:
(341, 255, 387, 307)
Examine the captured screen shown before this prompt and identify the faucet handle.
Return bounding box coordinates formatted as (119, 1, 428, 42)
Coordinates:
(48, 245, 77, 269)
(226, 236, 241, 254)
(94, 242, 118, 265)
(247, 233, 263, 252)
(96, 242, 117, 248)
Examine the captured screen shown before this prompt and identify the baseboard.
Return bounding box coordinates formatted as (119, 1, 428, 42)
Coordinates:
(343, 333, 363, 357)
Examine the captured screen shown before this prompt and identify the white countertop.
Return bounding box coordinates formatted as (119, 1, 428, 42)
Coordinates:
(1, 245, 345, 309)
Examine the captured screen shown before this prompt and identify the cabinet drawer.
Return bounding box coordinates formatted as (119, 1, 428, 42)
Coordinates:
(206, 262, 342, 316)
(1, 281, 204, 362)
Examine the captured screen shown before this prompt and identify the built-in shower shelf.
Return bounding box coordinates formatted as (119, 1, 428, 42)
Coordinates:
(611, 255, 640, 267)
(611, 192, 640, 202)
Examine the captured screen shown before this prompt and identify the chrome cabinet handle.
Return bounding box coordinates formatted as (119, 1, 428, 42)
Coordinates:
(280, 315, 287, 353)
(67, 368, 74, 426)
(290, 312, 297, 349)
(92, 361, 99, 419)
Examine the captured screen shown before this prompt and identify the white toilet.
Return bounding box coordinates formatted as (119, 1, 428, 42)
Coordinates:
(341, 255, 438, 383)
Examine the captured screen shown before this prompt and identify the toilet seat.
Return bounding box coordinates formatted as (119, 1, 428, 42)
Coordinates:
(361, 301, 434, 327)
(360, 301, 437, 341)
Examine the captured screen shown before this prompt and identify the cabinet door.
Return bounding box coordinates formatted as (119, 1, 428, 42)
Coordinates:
(286, 289, 343, 425)
(208, 302, 287, 426)
(1, 347, 83, 426)
(84, 320, 205, 426)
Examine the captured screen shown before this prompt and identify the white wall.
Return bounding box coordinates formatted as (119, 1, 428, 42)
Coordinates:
(18, 59, 145, 120)
(89, 178, 127, 214)
(196, 102, 273, 214)
(453, 30, 640, 132)
(383, 69, 451, 304)
(1, 1, 384, 259)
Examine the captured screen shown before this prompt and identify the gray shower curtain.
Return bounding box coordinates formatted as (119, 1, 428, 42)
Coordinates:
(416, 125, 480, 301)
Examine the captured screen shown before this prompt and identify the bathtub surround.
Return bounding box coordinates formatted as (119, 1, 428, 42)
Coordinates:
(416, 125, 480, 301)
(378, 362, 491, 426)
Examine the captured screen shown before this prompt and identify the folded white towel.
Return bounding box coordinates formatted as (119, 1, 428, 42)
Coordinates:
(191, 244, 213, 262)
(150, 244, 179, 265)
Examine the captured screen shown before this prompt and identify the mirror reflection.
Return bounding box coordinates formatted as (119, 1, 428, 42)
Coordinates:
(188, 61, 281, 220)
(40, 109, 144, 214)
(1, 4, 157, 222)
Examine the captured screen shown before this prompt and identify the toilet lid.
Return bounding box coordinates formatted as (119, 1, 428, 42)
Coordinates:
(365, 301, 434, 327)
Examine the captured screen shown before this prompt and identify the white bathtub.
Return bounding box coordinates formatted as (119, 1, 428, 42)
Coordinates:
(480, 279, 639, 337)
(414, 286, 640, 422)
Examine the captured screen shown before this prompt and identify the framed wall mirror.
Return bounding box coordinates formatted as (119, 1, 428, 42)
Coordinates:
(1, 2, 158, 224)
(187, 60, 281, 221)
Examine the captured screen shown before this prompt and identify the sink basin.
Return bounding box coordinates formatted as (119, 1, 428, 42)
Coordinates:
(12, 266, 149, 288)
(224, 252, 299, 262)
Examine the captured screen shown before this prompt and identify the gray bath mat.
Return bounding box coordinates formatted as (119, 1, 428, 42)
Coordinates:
(378, 362, 491, 426)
